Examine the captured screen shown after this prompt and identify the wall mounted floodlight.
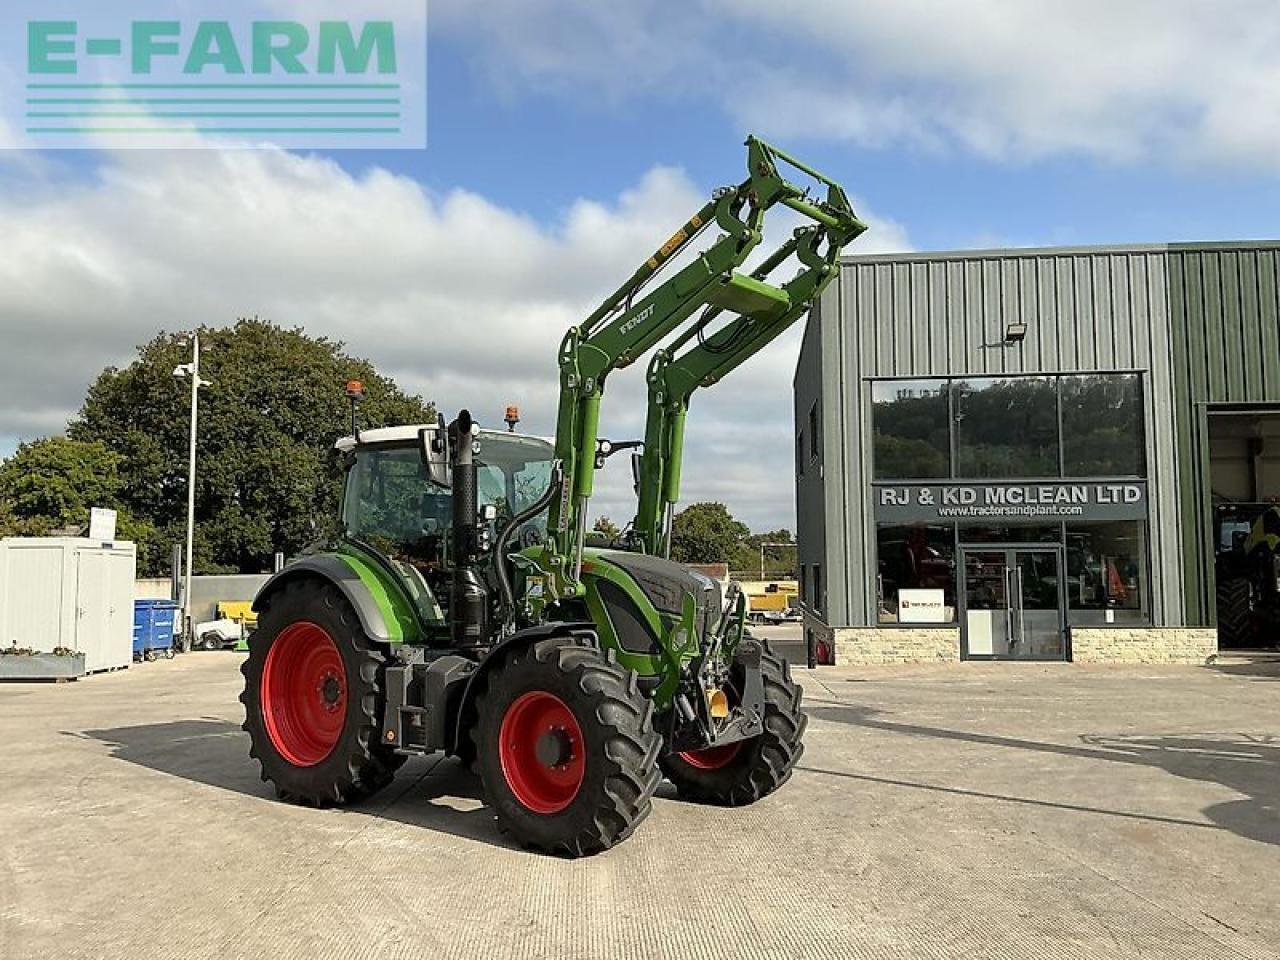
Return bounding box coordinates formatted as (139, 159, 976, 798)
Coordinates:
(1004, 321, 1028, 344)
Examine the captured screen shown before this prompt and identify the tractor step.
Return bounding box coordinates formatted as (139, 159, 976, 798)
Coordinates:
(382, 653, 474, 754)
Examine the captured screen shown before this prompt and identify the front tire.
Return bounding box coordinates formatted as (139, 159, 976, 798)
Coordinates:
(472, 637, 661, 857)
(660, 642, 806, 805)
(241, 578, 404, 806)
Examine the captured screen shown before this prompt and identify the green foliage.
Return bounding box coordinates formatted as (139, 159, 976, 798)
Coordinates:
(0, 437, 122, 531)
(733, 528, 797, 578)
(669, 501, 750, 565)
(592, 516, 622, 541)
(0, 436, 162, 562)
(70, 318, 432, 575)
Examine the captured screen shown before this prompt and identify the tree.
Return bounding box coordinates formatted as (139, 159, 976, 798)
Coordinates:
(734, 528, 797, 578)
(669, 501, 749, 564)
(71, 318, 432, 575)
(0, 436, 160, 561)
(592, 516, 622, 543)
(0, 437, 121, 532)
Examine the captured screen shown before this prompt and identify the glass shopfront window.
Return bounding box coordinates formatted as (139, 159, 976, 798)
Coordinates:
(870, 372, 1147, 482)
(1062, 373, 1144, 477)
(1065, 521, 1149, 624)
(871, 379, 950, 479)
(958, 524, 1061, 544)
(876, 524, 956, 624)
(953, 376, 1058, 478)
(870, 372, 1153, 642)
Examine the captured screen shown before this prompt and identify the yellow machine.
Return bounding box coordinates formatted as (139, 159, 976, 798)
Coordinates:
(743, 580, 799, 622)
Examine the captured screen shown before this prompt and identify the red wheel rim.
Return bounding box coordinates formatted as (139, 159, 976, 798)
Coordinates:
(498, 691, 585, 814)
(260, 622, 346, 767)
(678, 741, 743, 770)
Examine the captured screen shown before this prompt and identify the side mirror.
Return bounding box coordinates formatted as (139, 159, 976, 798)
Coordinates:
(419, 426, 451, 487)
(630, 451, 642, 495)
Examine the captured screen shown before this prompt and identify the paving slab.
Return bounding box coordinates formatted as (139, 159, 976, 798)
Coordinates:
(2, 653, 1278, 960)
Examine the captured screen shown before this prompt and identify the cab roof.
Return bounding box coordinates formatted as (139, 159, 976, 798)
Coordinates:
(334, 424, 551, 453)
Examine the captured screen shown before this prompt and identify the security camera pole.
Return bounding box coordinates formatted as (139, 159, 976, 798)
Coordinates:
(173, 335, 210, 652)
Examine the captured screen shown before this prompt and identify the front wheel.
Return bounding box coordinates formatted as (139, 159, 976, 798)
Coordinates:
(661, 642, 806, 805)
(472, 637, 661, 857)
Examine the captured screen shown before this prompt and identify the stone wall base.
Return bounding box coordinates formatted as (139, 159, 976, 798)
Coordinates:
(1070, 628, 1217, 664)
(829, 626, 962, 665)
(811, 620, 1219, 666)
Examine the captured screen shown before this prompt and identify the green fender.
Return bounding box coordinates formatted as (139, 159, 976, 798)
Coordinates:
(252, 550, 422, 644)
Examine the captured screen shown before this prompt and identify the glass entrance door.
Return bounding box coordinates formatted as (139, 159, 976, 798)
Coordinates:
(961, 548, 1065, 660)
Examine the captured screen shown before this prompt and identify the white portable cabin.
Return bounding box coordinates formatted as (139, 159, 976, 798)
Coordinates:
(0, 538, 136, 673)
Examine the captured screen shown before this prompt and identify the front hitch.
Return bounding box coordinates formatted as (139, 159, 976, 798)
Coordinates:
(667, 638, 766, 754)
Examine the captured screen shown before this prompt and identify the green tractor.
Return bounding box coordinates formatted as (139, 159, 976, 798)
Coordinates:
(241, 137, 867, 855)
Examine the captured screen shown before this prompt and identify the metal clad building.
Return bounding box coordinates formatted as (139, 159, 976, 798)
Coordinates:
(795, 241, 1280, 664)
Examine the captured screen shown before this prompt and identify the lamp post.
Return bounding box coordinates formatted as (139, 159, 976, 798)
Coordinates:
(173, 335, 210, 652)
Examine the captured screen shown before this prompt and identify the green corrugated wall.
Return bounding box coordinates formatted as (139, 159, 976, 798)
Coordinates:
(1167, 244, 1280, 624)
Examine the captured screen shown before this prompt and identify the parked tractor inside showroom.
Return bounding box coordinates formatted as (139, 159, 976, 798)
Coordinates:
(241, 137, 867, 855)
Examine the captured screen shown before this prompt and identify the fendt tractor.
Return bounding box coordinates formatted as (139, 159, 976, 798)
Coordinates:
(240, 137, 867, 855)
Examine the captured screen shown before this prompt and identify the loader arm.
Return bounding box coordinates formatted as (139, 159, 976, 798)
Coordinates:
(632, 180, 867, 556)
(541, 136, 857, 599)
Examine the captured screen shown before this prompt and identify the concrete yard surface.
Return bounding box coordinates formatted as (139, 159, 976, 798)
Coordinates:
(2, 652, 1279, 960)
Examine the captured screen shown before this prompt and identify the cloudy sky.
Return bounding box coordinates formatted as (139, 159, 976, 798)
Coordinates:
(2, 1, 1280, 531)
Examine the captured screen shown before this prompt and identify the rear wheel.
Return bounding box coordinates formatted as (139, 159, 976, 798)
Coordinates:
(661, 641, 806, 805)
(1217, 576, 1257, 648)
(472, 636, 661, 857)
(241, 578, 404, 806)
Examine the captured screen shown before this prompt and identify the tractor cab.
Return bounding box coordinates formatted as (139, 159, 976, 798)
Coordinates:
(335, 424, 556, 631)
(337, 425, 555, 548)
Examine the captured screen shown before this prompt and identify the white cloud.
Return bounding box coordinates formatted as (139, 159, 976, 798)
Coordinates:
(436, 0, 1280, 171)
(0, 149, 907, 530)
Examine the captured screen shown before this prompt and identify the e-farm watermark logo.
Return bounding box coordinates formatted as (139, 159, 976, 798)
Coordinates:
(3, 1, 426, 149)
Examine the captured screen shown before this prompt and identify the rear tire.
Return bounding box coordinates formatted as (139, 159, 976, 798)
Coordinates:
(472, 636, 661, 857)
(661, 641, 806, 806)
(241, 578, 404, 806)
(1216, 576, 1257, 648)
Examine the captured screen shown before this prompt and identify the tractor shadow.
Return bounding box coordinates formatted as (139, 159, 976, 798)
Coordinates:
(806, 702, 1280, 847)
(69, 719, 525, 853)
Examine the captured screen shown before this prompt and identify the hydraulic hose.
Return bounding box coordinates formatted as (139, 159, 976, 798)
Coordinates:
(493, 461, 565, 620)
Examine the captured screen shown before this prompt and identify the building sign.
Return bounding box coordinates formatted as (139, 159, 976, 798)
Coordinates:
(89, 507, 117, 542)
(898, 588, 946, 623)
(873, 481, 1147, 523)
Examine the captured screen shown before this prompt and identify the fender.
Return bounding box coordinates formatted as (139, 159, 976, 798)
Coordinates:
(253, 555, 392, 642)
(447, 621, 597, 755)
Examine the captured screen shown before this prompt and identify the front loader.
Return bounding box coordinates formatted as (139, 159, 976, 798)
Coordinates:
(240, 137, 866, 855)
